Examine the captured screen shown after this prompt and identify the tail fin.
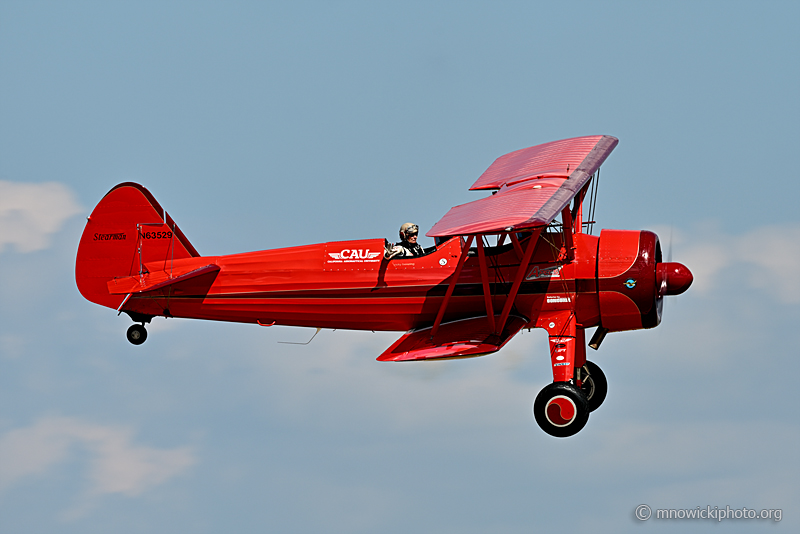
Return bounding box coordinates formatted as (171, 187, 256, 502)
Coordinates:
(76, 183, 199, 310)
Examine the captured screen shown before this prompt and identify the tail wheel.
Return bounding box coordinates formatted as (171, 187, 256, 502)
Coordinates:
(533, 382, 590, 438)
(578, 360, 607, 412)
(126, 324, 147, 345)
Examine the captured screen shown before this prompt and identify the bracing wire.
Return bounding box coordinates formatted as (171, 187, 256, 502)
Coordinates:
(586, 172, 596, 234)
(589, 167, 601, 235)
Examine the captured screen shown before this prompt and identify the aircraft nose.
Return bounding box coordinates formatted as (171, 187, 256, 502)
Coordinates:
(658, 262, 693, 296)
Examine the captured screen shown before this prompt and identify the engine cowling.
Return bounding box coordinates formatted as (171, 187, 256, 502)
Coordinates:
(596, 230, 692, 332)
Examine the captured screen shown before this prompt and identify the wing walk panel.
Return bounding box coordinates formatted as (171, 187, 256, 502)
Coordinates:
(427, 135, 618, 237)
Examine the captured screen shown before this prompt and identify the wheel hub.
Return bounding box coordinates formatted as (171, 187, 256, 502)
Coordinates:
(545, 395, 577, 426)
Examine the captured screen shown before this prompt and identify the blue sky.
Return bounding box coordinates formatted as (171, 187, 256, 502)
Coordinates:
(1, 1, 798, 532)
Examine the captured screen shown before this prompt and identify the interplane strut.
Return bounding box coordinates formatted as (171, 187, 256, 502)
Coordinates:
(430, 228, 544, 339)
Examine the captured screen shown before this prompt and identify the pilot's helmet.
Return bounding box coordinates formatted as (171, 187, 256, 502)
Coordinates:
(399, 222, 419, 240)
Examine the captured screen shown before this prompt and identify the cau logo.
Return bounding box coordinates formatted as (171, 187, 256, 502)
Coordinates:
(328, 249, 381, 262)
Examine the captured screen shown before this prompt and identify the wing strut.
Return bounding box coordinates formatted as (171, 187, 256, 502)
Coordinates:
(476, 237, 496, 332)
(561, 207, 575, 262)
(509, 232, 524, 260)
(430, 235, 475, 339)
(431, 230, 542, 339)
(496, 228, 542, 335)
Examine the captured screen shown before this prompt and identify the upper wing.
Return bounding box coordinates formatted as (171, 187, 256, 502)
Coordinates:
(427, 135, 618, 237)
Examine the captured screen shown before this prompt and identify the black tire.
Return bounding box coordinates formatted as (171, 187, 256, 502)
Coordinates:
(533, 382, 590, 438)
(126, 324, 147, 345)
(578, 360, 607, 412)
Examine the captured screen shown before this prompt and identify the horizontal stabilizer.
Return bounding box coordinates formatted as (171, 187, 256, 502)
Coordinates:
(108, 264, 220, 297)
(377, 315, 527, 362)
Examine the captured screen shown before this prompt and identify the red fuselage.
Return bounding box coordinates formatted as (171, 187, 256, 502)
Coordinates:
(102, 229, 679, 335)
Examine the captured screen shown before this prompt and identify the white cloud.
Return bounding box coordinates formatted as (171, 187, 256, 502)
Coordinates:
(680, 241, 729, 294)
(0, 181, 83, 253)
(736, 225, 800, 303)
(0, 417, 195, 498)
(0, 418, 73, 485)
(677, 224, 800, 303)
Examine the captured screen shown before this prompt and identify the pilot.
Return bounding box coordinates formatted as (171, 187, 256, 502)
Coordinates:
(385, 222, 424, 259)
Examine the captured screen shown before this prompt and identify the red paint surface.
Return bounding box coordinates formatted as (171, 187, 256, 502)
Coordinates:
(597, 230, 640, 278)
(469, 135, 609, 190)
(598, 292, 643, 331)
(377, 315, 527, 361)
(659, 262, 693, 295)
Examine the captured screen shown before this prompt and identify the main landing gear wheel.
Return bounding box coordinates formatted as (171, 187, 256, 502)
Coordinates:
(533, 382, 590, 438)
(126, 324, 147, 345)
(578, 360, 607, 412)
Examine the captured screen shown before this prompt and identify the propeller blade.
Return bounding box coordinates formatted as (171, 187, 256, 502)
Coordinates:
(667, 227, 673, 262)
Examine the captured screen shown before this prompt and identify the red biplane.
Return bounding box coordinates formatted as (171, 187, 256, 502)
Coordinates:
(76, 135, 692, 437)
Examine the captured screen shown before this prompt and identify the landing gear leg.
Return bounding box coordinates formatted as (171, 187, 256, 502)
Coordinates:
(534, 313, 590, 437)
(126, 324, 147, 345)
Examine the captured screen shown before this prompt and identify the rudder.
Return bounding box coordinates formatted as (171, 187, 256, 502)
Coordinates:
(75, 183, 199, 310)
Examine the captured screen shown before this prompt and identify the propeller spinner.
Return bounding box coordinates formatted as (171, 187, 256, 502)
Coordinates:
(658, 262, 693, 296)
